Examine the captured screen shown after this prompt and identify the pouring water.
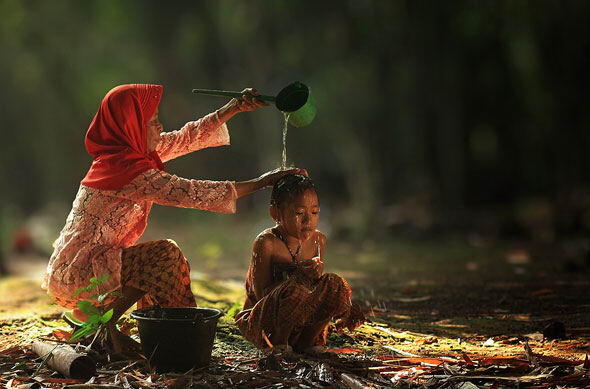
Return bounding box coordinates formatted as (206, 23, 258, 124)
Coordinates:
(281, 113, 291, 169)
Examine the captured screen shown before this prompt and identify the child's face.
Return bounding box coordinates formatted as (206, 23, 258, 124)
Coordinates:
(276, 189, 320, 241)
(147, 108, 163, 152)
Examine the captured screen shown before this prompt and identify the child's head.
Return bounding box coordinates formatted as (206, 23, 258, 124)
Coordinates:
(270, 174, 319, 240)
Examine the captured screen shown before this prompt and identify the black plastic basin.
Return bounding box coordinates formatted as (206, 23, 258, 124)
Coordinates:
(131, 307, 222, 373)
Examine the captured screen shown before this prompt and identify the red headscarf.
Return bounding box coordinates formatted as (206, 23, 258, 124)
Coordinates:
(81, 84, 165, 190)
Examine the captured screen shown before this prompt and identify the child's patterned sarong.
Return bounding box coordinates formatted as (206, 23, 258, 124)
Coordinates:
(235, 273, 357, 349)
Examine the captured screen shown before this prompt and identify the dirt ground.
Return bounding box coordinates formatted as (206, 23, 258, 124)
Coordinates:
(1, 235, 589, 387)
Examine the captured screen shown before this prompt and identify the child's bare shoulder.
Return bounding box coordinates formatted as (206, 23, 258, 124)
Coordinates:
(252, 228, 278, 251)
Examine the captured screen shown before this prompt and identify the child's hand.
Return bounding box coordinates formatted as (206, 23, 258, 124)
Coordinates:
(299, 257, 322, 266)
(297, 257, 323, 281)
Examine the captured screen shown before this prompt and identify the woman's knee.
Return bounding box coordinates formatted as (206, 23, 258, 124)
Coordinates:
(152, 239, 184, 261)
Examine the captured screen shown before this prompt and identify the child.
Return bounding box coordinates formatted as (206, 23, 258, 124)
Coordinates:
(42, 84, 304, 355)
(235, 174, 364, 354)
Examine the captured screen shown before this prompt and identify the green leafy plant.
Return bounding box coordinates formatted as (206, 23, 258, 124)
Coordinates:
(70, 274, 122, 342)
(34, 274, 123, 376)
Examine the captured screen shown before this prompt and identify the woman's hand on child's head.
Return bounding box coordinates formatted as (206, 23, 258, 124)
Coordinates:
(231, 88, 268, 113)
(236, 167, 307, 198)
(259, 167, 308, 188)
(294, 168, 308, 177)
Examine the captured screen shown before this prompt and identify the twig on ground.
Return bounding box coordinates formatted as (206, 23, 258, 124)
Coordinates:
(63, 385, 124, 389)
(383, 345, 420, 358)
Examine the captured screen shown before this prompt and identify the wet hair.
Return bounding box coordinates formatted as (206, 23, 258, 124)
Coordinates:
(270, 174, 317, 208)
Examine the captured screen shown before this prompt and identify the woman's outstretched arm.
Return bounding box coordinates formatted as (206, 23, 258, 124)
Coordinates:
(156, 88, 267, 162)
(109, 168, 306, 214)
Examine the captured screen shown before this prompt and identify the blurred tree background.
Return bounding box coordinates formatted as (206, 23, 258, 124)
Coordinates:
(1, 0, 590, 268)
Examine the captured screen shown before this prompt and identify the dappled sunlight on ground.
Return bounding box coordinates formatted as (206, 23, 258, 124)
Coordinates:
(1, 238, 589, 387)
(1, 246, 588, 362)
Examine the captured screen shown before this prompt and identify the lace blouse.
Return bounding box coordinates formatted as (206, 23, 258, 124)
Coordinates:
(42, 112, 237, 301)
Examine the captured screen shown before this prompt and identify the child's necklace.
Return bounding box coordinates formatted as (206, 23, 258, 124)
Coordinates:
(274, 227, 301, 262)
(285, 242, 301, 262)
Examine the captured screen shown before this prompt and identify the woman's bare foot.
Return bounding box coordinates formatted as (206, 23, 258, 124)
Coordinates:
(106, 324, 141, 358)
(269, 344, 293, 354)
(264, 344, 296, 359)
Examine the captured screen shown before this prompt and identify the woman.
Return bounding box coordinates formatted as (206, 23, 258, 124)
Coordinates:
(42, 84, 304, 354)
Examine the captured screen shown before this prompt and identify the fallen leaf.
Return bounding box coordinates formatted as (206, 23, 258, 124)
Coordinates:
(536, 355, 579, 365)
(500, 337, 521, 345)
(405, 357, 450, 366)
(415, 337, 437, 345)
(483, 338, 496, 347)
(478, 357, 530, 367)
(52, 330, 72, 341)
(326, 348, 364, 354)
(462, 353, 474, 366)
(117, 320, 135, 336)
(159, 377, 190, 389)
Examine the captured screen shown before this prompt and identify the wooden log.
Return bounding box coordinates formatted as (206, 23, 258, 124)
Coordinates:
(31, 341, 96, 379)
